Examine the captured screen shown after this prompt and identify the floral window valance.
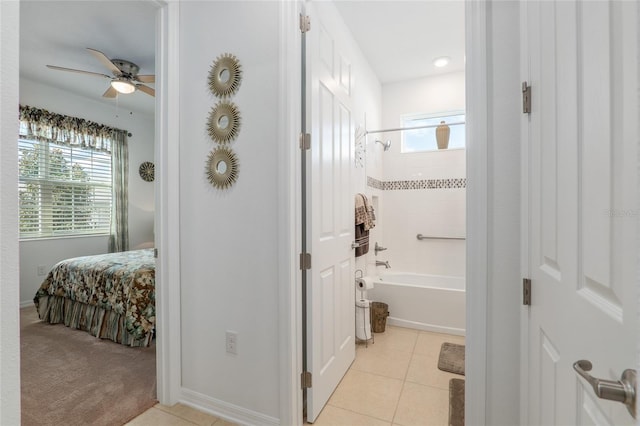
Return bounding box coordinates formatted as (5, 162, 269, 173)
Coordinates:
(19, 105, 128, 153)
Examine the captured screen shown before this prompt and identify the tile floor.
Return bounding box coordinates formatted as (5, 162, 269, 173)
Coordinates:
(126, 403, 236, 426)
(126, 326, 464, 426)
(312, 326, 465, 426)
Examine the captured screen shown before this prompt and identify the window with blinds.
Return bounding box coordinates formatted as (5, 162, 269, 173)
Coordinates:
(18, 138, 112, 238)
(401, 111, 466, 153)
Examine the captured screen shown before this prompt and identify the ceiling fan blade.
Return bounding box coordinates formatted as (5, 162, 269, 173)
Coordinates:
(46, 65, 111, 79)
(136, 84, 155, 97)
(135, 74, 155, 83)
(102, 85, 118, 98)
(86, 48, 121, 75)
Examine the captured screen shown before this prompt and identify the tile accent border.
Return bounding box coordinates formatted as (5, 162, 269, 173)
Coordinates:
(367, 176, 466, 191)
(367, 176, 385, 190)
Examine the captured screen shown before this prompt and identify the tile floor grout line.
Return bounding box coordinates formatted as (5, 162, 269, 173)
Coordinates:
(325, 402, 396, 424)
(154, 404, 212, 425)
(149, 407, 201, 425)
(349, 363, 410, 382)
(390, 330, 420, 426)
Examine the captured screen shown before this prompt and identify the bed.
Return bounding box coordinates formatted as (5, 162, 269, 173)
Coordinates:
(34, 249, 155, 347)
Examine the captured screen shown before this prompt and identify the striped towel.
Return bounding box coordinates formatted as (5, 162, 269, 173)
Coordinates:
(355, 193, 375, 230)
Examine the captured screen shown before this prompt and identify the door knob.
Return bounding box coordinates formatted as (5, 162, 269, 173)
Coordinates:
(573, 360, 637, 418)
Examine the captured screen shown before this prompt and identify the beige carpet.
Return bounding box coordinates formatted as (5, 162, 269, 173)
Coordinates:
(20, 307, 157, 426)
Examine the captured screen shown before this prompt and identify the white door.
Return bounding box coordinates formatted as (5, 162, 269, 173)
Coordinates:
(523, 1, 638, 424)
(305, 2, 356, 422)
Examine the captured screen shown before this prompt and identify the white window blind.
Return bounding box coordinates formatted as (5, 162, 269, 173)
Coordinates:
(19, 138, 112, 238)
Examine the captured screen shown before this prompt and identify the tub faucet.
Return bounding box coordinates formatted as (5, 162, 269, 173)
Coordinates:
(376, 260, 391, 269)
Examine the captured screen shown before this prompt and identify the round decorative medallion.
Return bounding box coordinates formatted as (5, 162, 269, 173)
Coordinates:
(139, 161, 155, 182)
(206, 147, 239, 189)
(208, 53, 242, 98)
(207, 101, 241, 144)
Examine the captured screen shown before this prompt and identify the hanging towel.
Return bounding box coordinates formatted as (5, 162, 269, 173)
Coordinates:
(355, 193, 375, 230)
(354, 193, 375, 257)
(355, 223, 368, 257)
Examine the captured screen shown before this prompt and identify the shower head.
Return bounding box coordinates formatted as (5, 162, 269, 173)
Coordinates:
(375, 139, 391, 151)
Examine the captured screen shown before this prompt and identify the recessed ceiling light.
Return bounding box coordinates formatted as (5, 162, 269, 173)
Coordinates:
(433, 56, 450, 68)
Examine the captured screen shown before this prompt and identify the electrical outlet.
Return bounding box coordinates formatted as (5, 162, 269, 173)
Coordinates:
(225, 331, 237, 355)
(37, 265, 47, 276)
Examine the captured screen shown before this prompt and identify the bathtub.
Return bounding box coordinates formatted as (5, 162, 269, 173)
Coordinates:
(368, 272, 465, 336)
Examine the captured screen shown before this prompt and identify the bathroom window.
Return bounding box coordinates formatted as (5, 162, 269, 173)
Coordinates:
(401, 111, 465, 153)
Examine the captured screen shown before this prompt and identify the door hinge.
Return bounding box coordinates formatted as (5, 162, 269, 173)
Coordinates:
(154, 248, 158, 258)
(522, 81, 532, 114)
(299, 253, 311, 270)
(300, 14, 311, 33)
(523, 278, 532, 305)
(299, 133, 311, 150)
(301, 371, 312, 388)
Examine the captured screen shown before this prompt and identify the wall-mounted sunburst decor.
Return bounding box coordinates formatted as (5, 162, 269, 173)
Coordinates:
(354, 125, 366, 168)
(208, 53, 242, 98)
(207, 101, 241, 144)
(206, 147, 239, 189)
(139, 161, 155, 182)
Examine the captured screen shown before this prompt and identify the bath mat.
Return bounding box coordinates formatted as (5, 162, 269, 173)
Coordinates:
(448, 378, 465, 426)
(438, 342, 465, 375)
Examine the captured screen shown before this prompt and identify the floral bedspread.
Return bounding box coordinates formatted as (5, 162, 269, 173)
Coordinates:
(34, 249, 155, 345)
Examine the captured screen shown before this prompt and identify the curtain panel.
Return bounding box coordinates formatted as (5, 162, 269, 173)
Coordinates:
(19, 105, 129, 251)
(109, 131, 129, 252)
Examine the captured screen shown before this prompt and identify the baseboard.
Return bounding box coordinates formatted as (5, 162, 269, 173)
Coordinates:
(387, 317, 466, 336)
(20, 299, 34, 309)
(180, 387, 280, 426)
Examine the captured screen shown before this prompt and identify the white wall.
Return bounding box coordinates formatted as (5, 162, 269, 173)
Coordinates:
(377, 72, 466, 277)
(18, 78, 155, 305)
(177, 2, 282, 422)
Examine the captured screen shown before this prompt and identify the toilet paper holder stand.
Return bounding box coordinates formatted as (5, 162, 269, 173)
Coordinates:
(354, 269, 365, 299)
(354, 269, 374, 346)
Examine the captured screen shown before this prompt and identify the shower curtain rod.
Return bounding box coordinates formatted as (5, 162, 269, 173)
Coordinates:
(365, 121, 466, 135)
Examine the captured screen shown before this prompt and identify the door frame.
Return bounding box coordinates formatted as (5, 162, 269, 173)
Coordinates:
(280, 0, 493, 424)
(0, 1, 21, 423)
(0, 2, 182, 422)
(518, 2, 531, 424)
(154, 0, 182, 406)
(277, 1, 304, 425)
(464, 0, 489, 422)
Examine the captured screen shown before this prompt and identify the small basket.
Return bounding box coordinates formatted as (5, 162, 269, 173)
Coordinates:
(370, 302, 389, 333)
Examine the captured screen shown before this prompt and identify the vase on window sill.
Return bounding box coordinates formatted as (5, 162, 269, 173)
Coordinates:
(436, 121, 450, 149)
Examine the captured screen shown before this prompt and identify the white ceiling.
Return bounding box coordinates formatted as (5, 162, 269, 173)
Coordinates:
(20, 1, 157, 116)
(19, 1, 464, 117)
(333, 1, 465, 84)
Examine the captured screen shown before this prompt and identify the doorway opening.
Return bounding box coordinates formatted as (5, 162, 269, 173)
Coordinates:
(302, 2, 467, 424)
(17, 1, 162, 424)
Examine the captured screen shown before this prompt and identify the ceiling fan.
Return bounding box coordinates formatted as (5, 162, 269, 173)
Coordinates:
(46, 48, 155, 98)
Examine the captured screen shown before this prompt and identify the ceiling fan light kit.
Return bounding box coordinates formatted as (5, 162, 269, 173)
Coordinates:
(47, 47, 155, 98)
(206, 53, 242, 190)
(111, 78, 136, 94)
